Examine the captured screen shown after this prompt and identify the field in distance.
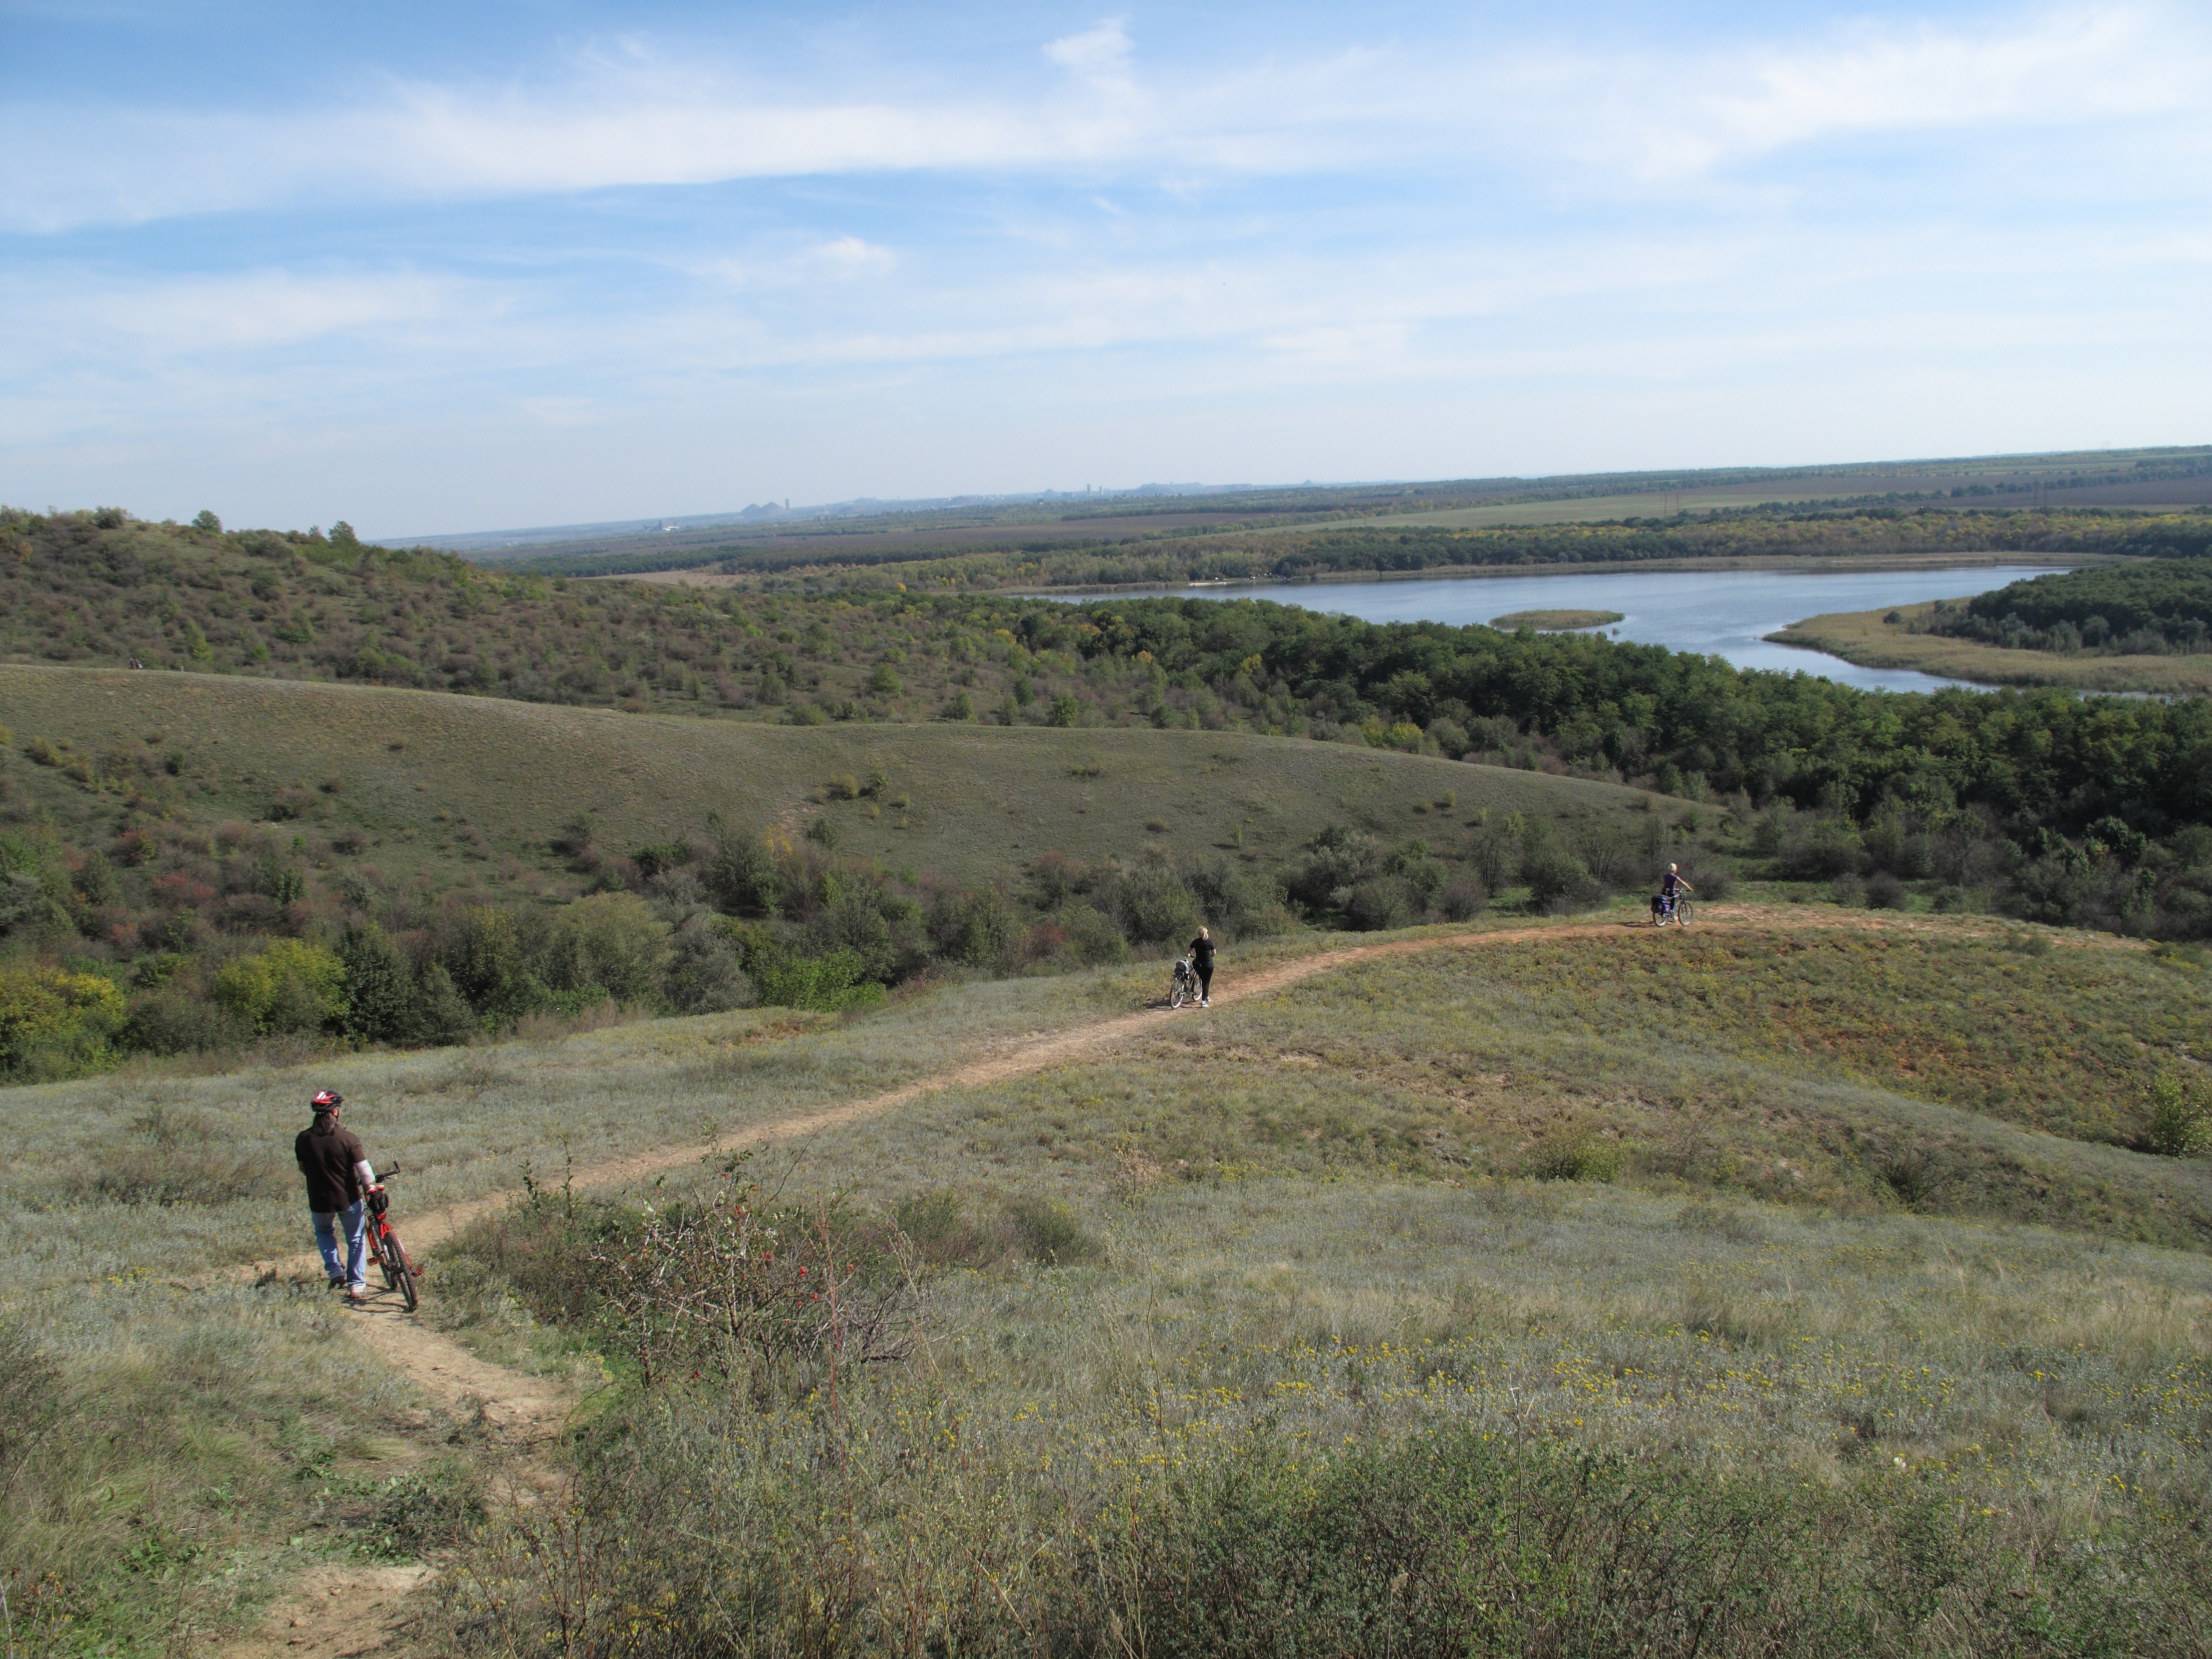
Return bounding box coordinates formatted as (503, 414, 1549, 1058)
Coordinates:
(1769, 602, 2212, 696)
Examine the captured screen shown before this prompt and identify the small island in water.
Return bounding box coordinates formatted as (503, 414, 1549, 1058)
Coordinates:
(1490, 608, 1624, 632)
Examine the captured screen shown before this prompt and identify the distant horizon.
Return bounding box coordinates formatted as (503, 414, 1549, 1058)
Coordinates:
(382, 442, 2210, 547)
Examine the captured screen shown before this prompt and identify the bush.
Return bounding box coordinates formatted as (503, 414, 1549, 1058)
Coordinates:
(1865, 871, 1908, 910)
(0, 965, 126, 1078)
(2148, 1071, 2209, 1157)
(663, 915, 754, 1013)
(1520, 831, 1596, 908)
(749, 946, 885, 1012)
(928, 889, 1018, 968)
(1006, 1196, 1097, 1265)
(551, 892, 673, 1005)
(1529, 1136, 1621, 1182)
(210, 939, 347, 1033)
(1342, 877, 1415, 931)
(122, 989, 251, 1056)
(1439, 874, 1488, 921)
(1051, 903, 1129, 964)
(1097, 860, 1199, 945)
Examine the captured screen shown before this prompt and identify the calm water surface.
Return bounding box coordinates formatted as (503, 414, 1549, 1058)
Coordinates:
(1083, 566, 2067, 694)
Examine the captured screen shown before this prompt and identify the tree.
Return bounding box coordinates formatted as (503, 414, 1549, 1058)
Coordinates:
(337, 921, 423, 1043)
(191, 509, 222, 533)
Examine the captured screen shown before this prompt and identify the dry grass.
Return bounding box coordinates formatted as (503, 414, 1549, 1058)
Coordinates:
(1769, 602, 2212, 694)
(9, 910, 2211, 1652)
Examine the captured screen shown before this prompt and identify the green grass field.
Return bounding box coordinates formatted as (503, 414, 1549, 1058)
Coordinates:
(4, 909, 2208, 1652)
(1769, 603, 2212, 695)
(0, 661, 1662, 895)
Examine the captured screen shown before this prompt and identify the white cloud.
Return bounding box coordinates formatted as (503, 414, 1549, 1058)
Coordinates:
(14, 268, 471, 354)
(1044, 18, 1134, 86)
(6, 7, 2203, 230)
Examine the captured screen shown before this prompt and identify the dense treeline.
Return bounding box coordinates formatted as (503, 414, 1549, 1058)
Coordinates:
(1036, 597, 2212, 937)
(1921, 560, 2212, 655)
(721, 505, 2212, 594)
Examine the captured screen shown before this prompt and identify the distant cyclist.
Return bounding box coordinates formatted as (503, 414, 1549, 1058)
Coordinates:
(1659, 863, 1693, 920)
(295, 1089, 377, 1302)
(1187, 927, 1216, 1006)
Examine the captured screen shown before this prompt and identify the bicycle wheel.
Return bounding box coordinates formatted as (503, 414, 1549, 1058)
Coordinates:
(1169, 977, 1189, 1009)
(377, 1230, 403, 1291)
(1675, 901, 1694, 928)
(384, 1230, 419, 1312)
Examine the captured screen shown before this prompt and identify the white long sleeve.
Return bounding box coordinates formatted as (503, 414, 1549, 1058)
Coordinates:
(356, 1160, 376, 1188)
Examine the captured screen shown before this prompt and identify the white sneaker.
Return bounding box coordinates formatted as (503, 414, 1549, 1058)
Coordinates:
(1201, 996, 1211, 1006)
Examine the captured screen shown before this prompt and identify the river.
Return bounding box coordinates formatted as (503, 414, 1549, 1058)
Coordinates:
(1073, 565, 2065, 694)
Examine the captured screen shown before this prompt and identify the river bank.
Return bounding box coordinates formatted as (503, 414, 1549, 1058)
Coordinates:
(1768, 601, 2212, 695)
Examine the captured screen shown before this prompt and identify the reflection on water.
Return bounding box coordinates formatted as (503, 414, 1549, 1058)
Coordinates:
(1072, 566, 2068, 694)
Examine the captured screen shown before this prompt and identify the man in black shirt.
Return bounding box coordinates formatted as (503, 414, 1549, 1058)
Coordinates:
(295, 1089, 377, 1300)
(1188, 927, 1216, 1007)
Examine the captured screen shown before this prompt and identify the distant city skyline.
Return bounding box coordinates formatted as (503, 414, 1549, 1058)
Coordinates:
(4, 1, 2207, 533)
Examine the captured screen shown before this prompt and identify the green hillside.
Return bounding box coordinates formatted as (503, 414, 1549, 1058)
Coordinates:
(3, 663, 1706, 1080)
(0, 664, 1644, 892)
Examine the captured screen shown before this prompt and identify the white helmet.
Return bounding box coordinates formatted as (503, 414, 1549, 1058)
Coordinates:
(1669, 863, 1678, 872)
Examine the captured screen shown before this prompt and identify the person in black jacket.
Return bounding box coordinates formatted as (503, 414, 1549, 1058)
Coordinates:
(1188, 927, 1216, 1006)
(295, 1089, 377, 1300)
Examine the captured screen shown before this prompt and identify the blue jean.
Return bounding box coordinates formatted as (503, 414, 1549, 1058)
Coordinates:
(313, 1202, 368, 1288)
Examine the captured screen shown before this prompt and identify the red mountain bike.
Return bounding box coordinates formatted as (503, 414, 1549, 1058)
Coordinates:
(365, 1164, 419, 1312)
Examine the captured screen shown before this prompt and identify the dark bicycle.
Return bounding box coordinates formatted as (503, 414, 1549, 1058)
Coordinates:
(1168, 956, 1200, 1008)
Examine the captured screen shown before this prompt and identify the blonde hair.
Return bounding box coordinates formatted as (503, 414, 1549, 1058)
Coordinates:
(1199, 926, 1210, 938)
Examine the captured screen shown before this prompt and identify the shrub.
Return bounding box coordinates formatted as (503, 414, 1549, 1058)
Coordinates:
(2147, 1071, 2209, 1157)
(1865, 871, 1908, 910)
(1520, 831, 1596, 908)
(1439, 874, 1487, 921)
(1342, 877, 1415, 931)
(1097, 860, 1200, 946)
(663, 915, 755, 1013)
(1051, 903, 1129, 964)
(122, 989, 252, 1056)
(1006, 1196, 1097, 1265)
(0, 965, 126, 1079)
(1530, 1137, 1620, 1182)
(749, 946, 885, 1012)
(210, 939, 347, 1033)
(928, 888, 1018, 968)
(552, 892, 673, 1005)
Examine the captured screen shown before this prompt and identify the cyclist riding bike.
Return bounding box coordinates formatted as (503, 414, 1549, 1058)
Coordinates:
(1658, 863, 1694, 921)
(295, 1090, 378, 1302)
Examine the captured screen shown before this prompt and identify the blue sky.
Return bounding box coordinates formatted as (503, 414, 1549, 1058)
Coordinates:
(3, 1, 2206, 536)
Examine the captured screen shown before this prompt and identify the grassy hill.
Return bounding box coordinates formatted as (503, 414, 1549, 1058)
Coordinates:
(3, 912, 2207, 1651)
(3, 662, 1715, 1082)
(0, 664, 1651, 893)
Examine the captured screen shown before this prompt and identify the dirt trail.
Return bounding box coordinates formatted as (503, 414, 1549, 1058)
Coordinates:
(228, 904, 2108, 1656)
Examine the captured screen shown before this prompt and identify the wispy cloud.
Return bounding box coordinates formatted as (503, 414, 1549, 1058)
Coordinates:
(5, 7, 2201, 230)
